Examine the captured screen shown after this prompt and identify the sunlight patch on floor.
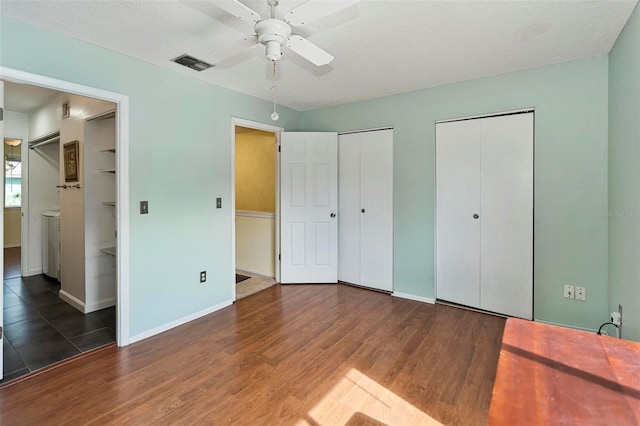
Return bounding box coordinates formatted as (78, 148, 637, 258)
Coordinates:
(297, 368, 443, 426)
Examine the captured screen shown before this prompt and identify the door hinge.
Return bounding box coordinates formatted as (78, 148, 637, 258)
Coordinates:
(0, 325, 3, 339)
(0, 107, 4, 122)
(278, 254, 281, 261)
(278, 145, 281, 152)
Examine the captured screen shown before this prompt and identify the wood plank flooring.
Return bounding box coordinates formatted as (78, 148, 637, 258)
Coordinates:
(0, 284, 505, 425)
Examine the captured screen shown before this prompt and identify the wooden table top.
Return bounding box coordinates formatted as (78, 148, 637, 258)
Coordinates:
(489, 318, 640, 425)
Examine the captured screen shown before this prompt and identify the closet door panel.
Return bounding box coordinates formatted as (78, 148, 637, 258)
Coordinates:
(480, 113, 533, 319)
(360, 129, 393, 291)
(436, 120, 482, 308)
(338, 133, 361, 284)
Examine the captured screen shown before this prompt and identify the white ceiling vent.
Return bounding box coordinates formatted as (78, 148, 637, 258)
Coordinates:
(172, 54, 213, 72)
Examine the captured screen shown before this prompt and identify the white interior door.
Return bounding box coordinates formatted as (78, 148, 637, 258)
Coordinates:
(436, 119, 482, 308)
(480, 113, 533, 319)
(1, 80, 5, 380)
(359, 129, 393, 291)
(280, 132, 338, 283)
(338, 133, 360, 284)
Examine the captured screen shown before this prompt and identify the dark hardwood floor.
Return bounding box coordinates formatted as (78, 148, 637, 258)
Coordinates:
(0, 284, 505, 425)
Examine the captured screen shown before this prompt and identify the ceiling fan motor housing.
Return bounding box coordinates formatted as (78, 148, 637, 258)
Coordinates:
(255, 18, 292, 61)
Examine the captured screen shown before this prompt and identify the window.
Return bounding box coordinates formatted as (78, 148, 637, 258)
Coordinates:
(5, 139, 22, 208)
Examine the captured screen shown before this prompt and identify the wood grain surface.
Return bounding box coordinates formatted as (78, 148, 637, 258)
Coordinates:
(489, 318, 640, 425)
(1, 284, 505, 425)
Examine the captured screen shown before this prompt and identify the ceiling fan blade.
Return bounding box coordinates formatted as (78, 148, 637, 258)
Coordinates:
(210, 35, 259, 63)
(284, 0, 361, 26)
(211, 0, 261, 23)
(286, 35, 334, 66)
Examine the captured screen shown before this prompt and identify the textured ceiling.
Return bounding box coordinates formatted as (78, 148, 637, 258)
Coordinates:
(1, 0, 637, 111)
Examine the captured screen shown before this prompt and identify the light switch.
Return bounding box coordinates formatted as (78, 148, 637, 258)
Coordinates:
(216, 198, 222, 209)
(140, 201, 149, 214)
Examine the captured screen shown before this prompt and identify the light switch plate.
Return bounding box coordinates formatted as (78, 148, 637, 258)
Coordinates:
(140, 201, 149, 214)
(216, 198, 222, 209)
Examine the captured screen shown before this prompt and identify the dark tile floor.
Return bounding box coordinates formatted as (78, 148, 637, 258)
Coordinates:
(2, 274, 116, 384)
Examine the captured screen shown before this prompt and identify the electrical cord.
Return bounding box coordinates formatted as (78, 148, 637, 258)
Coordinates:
(597, 322, 619, 336)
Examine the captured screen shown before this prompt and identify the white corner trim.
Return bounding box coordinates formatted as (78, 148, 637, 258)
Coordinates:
(59, 289, 86, 312)
(129, 299, 234, 344)
(534, 319, 598, 334)
(392, 292, 436, 304)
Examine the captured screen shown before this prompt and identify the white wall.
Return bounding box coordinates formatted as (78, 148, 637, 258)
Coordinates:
(27, 99, 61, 275)
(236, 211, 275, 277)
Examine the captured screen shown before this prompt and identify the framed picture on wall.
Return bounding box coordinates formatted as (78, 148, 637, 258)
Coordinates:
(63, 140, 79, 182)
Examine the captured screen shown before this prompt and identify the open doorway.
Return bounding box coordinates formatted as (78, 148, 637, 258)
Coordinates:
(1, 78, 122, 385)
(4, 137, 23, 281)
(232, 119, 282, 300)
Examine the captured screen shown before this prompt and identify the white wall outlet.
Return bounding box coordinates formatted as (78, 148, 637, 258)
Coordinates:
(564, 285, 575, 299)
(575, 286, 586, 301)
(611, 311, 622, 326)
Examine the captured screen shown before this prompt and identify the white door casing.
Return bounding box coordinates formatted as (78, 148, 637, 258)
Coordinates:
(280, 132, 338, 283)
(1, 80, 5, 379)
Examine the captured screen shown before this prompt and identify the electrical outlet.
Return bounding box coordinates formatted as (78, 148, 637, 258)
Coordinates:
(200, 271, 206, 283)
(563, 285, 574, 299)
(575, 286, 586, 301)
(611, 311, 621, 326)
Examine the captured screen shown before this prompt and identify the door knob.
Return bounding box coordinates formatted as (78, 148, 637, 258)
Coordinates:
(330, 213, 336, 218)
(361, 208, 366, 213)
(473, 213, 479, 219)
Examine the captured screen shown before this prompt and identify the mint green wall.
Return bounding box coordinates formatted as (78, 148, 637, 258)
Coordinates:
(302, 56, 610, 331)
(0, 16, 301, 336)
(609, 3, 640, 341)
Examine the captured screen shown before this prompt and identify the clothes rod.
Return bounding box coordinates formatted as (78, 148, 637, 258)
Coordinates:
(29, 130, 60, 149)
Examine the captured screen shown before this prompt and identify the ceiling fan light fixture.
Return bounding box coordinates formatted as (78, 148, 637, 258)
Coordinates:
(265, 41, 282, 61)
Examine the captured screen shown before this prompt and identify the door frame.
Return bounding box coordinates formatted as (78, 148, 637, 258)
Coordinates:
(0, 66, 131, 346)
(230, 117, 283, 300)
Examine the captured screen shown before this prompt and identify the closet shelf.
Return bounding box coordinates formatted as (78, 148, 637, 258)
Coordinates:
(100, 246, 116, 256)
(102, 201, 116, 207)
(100, 169, 116, 173)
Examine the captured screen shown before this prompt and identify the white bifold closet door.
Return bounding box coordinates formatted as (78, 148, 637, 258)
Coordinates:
(436, 112, 533, 319)
(338, 129, 393, 292)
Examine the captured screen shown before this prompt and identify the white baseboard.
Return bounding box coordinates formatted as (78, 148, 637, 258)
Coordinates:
(129, 299, 234, 344)
(236, 268, 274, 279)
(59, 289, 86, 313)
(26, 268, 43, 277)
(85, 297, 116, 313)
(392, 292, 436, 304)
(4, 243, 21, 248)
(535, 319, 598, 334)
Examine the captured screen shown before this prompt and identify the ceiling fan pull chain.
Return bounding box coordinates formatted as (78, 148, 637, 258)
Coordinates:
(271, 60, 279, 121)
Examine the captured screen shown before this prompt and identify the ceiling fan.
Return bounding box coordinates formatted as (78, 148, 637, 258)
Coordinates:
(210, 0, 361, 66)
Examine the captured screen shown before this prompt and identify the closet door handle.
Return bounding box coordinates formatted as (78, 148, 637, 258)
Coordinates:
(473, 213, 479, 219)
(330, 213, 336, 218)
(361, 209, 366, 214)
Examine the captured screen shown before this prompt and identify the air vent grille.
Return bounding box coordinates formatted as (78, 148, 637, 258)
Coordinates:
(172, 54, 213, 72)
